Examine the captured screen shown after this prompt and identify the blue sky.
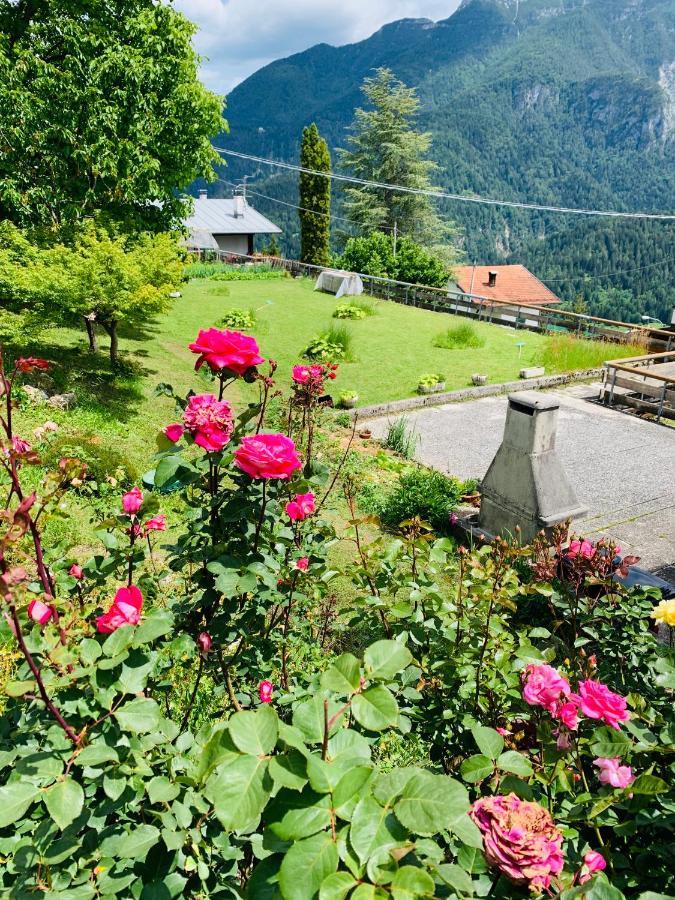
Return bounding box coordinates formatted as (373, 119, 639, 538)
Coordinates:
(174, 1, 461, 94)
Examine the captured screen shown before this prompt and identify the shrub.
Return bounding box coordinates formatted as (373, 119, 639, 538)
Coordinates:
(434, 322, 486, 350)
(338, 231, 449, 288)
(333, 301, 376, 320)
(303, 324, 353, 361)
(374, 466, 465, 531)
(218, 307, 256, 330)
(383, 416, 418, 459)
(42, 433, 138, 491)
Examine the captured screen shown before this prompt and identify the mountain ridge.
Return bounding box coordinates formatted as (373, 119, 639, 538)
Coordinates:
(213, 0, 675, 320)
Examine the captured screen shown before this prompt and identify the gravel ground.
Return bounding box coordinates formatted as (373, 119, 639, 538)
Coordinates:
(361, 383, 675, 572)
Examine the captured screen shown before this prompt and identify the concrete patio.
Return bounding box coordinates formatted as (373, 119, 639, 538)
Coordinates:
(361, 383, 675, 572)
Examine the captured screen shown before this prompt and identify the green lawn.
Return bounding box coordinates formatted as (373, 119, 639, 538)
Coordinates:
(14, 273, 632, 477)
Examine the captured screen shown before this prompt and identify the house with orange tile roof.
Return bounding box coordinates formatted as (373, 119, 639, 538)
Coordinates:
(451, 264, 560, 306)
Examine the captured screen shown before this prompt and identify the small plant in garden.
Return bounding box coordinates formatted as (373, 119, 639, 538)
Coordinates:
(417, 372, 446, 393)
(434, 322, 486, 350)
(302, 324, 353, 362)
(338, 389, 359, 408)
(218, 306, 257, 330)
(333, 301, 376, 320)
(383, 415, 418, 459)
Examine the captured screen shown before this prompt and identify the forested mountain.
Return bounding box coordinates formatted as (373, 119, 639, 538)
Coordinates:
(210, 0, 675, 322)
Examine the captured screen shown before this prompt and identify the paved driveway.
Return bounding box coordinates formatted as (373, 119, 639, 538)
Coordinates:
(361, 384, 675, 571)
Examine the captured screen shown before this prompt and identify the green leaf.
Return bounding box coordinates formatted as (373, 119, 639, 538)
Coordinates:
(321, 653, 361, 694)
(133, 609, 174, 645)
(363, 640, 412, 681)
(589, 727, 632, 760)
(147, 776, 180, 804)
(394, 771, 469, 836)
(293, 695, 345, 743)
(206, 755, 270, 832)
(0, 782, 38, 828)
(278, 832, 339, 900)
(351, 685, 399, 732)
(5, 680, 36, 697)
(630, 774, 668, 795)
(372, 768, 417, 807)
(391, 866, 435, 899)
(79, 638, 102, 665)
(333, 766, 373, 814)
(460, 754, 494, 784)
(471, 726, 503, 759)
(116, 698, 161, 734)
(101, 824, 160, 859)
(229, 705, 278, 756)
(319, 871, 357, 900)
(496, 751, 533, 777)
(269, 751, 308, 792)
(102, 625, 135, 657)
(349, 794, 406, 863)
(154, 455, 182, 488)
(437, 864, 474, 895)
(76, 743, 119, 767)
(118, 659, 154, 695)
(268, 789, 333, 841)
(44, 778, 84, 830)
(449, 813, 484, 848)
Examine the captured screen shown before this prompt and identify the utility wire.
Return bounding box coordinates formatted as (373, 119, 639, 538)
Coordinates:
(214, 147, 675, 221)
(541, 254, 675, 284)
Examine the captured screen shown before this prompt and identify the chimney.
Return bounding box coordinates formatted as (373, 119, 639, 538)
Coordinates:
(478, 392, 587, 543)
(198, 189, 207, 200)
(233, 194, 246, 218)
(488, 270, 497, 288)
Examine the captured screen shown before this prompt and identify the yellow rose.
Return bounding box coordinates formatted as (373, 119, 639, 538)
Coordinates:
(651, 598, 675, 627)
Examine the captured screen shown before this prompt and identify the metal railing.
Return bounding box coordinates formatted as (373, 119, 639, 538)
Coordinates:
(600, 350, 675, 423)
(191, 249, 674, 352)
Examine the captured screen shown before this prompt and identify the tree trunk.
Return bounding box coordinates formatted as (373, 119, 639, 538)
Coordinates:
(101, 319, 119, 366)
(83, 316, 97, 352)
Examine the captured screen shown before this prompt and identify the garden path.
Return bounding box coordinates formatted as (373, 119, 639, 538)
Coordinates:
(360, 383, 675, 572)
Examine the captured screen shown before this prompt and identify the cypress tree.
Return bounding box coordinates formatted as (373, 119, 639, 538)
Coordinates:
(299, 123, 331, 266)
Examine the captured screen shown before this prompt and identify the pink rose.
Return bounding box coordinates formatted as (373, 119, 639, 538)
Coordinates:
(593, 757, 635, 789)
(285, 492, 316, 521)
(28, 599, 54, 626)
(96, 585, 143, 634)
(292, 365, 311, 385)
(567, 539, 595, 560)
(69, 564, 84, 580)
(12, 436, 32, 454)
(197, 632, 212, 655)
(259, 680, 274, 703)
(470, 794, 564, 891)
(554, 699, 580, 731)
(183, 394, 234, 452)
(122, 487, 143, 516)
(296, 557, 309, 571)
(164, 423, 184, 443)
(144, 515, 166, 535)
(579, 851, 607, 884)
(189, 328, 264, 376)
(522, 664, 571, 714)
(234, 433, 301, 480)
(578, 680, 629, 730)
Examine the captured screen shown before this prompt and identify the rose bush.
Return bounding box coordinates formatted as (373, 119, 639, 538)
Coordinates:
(0, 335, 672, 898)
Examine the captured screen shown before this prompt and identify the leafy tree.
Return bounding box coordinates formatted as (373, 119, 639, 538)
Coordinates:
(55, 225, 183, 365)
(261, 235, 281, 257)
(0, 0, 224, 231)
(339, 231, 449, 288)
(299, 123, 331, 266)
(339, 68, 456, 251)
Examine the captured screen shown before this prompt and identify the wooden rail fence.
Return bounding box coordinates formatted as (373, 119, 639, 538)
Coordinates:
(600, 350, 675, 424)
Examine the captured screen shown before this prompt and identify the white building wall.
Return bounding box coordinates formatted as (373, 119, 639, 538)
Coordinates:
(214, 234, 250, 255)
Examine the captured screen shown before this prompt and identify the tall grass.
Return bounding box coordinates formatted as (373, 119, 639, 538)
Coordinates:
(383, 417, 418, 460)
(536, 335, 646, 372)
(433, 322, 486, 350)
(333, 300, 377, 320)
(325, 323, 354, 360)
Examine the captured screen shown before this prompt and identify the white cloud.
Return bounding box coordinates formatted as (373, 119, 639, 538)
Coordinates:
(174, 0, 461, 93)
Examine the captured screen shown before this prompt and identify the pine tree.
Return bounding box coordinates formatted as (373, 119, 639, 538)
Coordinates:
(339, 68, 457, 253)
(299, 124, 331, 266)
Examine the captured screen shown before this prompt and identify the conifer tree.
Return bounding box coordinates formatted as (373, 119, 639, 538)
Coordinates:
(299, 124, 331, 266)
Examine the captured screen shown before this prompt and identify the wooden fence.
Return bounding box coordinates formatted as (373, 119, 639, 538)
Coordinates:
(196, 250, 674, 352)
(600, 350, 675, 424)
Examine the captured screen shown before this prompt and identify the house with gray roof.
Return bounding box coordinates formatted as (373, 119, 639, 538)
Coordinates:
(183, 190, 282, 256)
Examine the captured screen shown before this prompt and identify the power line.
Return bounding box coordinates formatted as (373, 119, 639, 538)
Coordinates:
(214, 147, 675, 221)
(542, 254, 675, 284)
(216, 177, 393, 231)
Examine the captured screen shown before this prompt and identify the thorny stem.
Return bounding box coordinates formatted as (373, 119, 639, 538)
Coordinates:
(455, 552, 466, 648)
(321, 699, 329, 761)
(252, 480, 267, 553)
(218, 647, 243, 712)
(315, 415, 357, 515)
(345, 489, 391, 638)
